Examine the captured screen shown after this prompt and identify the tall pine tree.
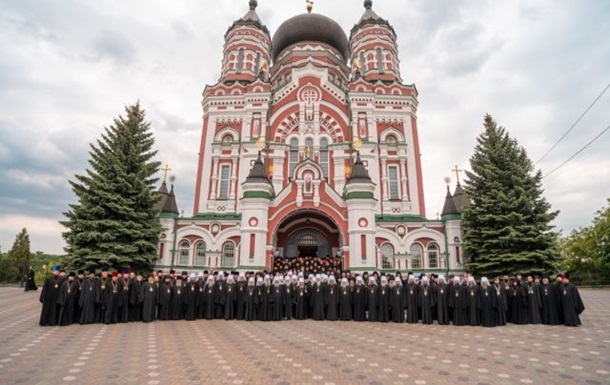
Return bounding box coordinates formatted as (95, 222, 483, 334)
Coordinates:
(8, 227, 31, 261)
(61, 103, 161, 272)
(462, 115, 560, 276)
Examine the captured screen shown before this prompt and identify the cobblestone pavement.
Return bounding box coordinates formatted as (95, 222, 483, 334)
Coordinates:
(0, 287, 609, 385)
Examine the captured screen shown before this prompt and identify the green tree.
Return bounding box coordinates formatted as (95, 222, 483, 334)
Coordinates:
(563, 198, 610, 275)
(462, 115, 560, 276)
(8, 227, 31, 261)
(61, 102, 161, 272)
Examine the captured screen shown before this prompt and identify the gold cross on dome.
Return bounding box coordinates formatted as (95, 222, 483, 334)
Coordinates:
(451, 165, 463, 184)
(161, 164, 172, 183)
(306, 0, 314, 13)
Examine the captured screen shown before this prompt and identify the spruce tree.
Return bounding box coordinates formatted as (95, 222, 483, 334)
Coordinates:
(8, 227, 31, 261)
(61, 103, 161, 272)
(462, 115, 560, 276)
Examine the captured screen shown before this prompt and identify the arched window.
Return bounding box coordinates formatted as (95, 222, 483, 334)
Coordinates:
(222, 242, 235, 268)
(178, 240, 190, 265)
(388, 165, 400, 200)
(319, 138, 329, 179)
(194, 241, 206, 266)
(428, 243, 439, 269)
(380, 243, 394, 270)
(410, 244, 422, 269)
(289, 138, 299, 176)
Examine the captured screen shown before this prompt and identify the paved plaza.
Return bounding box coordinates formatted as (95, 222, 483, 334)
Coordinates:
(0, 287, 609, 385)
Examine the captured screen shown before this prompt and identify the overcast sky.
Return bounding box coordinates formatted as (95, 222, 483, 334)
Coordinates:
(0, 0, 608, 254)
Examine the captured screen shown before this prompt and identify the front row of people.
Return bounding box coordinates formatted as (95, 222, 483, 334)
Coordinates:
(39, 267, 584, 327)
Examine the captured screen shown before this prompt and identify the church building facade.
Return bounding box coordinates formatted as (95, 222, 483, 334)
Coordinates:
(155, 0, 466, 273)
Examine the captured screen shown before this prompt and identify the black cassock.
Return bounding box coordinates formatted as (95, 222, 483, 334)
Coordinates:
(117, 278, 130, 323)
(129, 279, 142, 322)
(244, 286, 257, 321)
(171, 283, 186, 320)
(390, 286, 406, 323)
(353, 285, 367, 321)
(435, 284, 450, 325)
(419, 285, 435, 324)
(284, 284, 294, 320)
(479, 286, 497, 327)
(79, 278, 99, 324)
(526, 283, 542, 324)
(310, 284, 326, 320)
(224, 283, 237, 320)
(270, 285, 285, 321)
(259, 285, 273, 321)
(501, 281, 512, 321)
(235, 281, 247, 320)
(102, 280, 121, 324)
(73, 279, 84, 323)
(366, 285, 379, 322)
(201, 282, 216, 320)
(214, 282, 226, 319)
(185, 282, 200, 321)
(158, 284, 172, 321)
(139, 282, 158, 322)
(377, 285, 391, 322)
(57, 279, 77, 326)
(25, 269, 37, 291)
(509, 285, 529, 325)
(39, 275, 62, 326)
(294, 286, 309, 320)
(493, 285, 508, 326)
(540, 283, 561, 325)
(405, 284, 419, 324)
(560, 284, 585, 326)
(325, 284, 339, 321)
(339, 287, 352, 321)
(466, 286, 480, 326)
(449, 285, 468, 326)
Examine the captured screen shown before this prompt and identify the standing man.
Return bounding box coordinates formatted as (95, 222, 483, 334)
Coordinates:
(435, 274, 450, 325)
(25, 265, 37, 292)
(540, 274, 560, 325)
(560, 274, 585, 326)
(39, 265, 61, 326)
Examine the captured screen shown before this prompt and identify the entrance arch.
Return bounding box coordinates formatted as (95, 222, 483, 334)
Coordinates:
(273, 209, 343, 259)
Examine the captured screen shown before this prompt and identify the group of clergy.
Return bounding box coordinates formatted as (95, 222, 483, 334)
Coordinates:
(272, 255, 343, 278)
(38, 267, 585, 327)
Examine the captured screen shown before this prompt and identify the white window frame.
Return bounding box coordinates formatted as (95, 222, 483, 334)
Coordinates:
(219, 164, 231, 199)
(178, 240, 190, 265)
(388, 165, 400, 200)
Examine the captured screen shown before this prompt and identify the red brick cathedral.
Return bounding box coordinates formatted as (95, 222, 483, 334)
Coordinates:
(155, 0, 466, 274)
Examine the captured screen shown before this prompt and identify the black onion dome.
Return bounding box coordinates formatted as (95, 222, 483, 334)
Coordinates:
(271, 13, 349, 63)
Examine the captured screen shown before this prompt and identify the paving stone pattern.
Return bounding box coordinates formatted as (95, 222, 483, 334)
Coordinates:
(0, 287, 609, 385)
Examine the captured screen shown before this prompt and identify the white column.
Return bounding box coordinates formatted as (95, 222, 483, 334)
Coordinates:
(400, 159, 408, 201)
(381, 159, 389, 200)
(210, 157, 219, 200)
(229, 158, 238, 200)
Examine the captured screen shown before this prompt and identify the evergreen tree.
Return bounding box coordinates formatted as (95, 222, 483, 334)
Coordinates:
(8, 227, 31, 261)
(462, 115, 560, 276)
(61, 103, 161, 272)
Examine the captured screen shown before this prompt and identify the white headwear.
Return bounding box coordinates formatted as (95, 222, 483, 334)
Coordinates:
(198, 272, 204, 278)
(481, 277, 489, 284)
(454, 277, 461, 284)
(408, 275, 415, 282)
(381, 276, 388, 282)
(207, 276, 215, 283)
(438, 274, 446, 281)
(356, 276, 364, 283)
(308, 274, 314, 280)
(299, 278, 305, 283)
(189, 273, 196, 280)
(239, 272, 246, 277)
(329, 275, 336, 283)
(227, 275, 235, 282)
(264, 274, 270, 280)
(341, 278, 348, 285)
(248, 277, 255, 284)
(467, 276, 475, 283)
(421, 276, 429, 284)
(284, 276, 291, 282)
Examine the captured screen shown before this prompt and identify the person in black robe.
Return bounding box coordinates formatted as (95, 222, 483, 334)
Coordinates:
(284, 276, 295, 320)
(270, 276, 285, 321)
(509, 279, 529, 324)
(479, 277, 497, 327)
(366, 277, 379, 322)
(560, 276, 585, 326)
(500, 274, 512, 321)
(352, 277, 367, 321)
(539, 275, 560, 325)
(435, 274, 450, 325)
(224, 275, 237, 320)
(419, 277, 435, 324)
(72, 270, 85, 324)
(117, 270, 131, 323)
(339, 278, 352, 321)
(39, 266, 62, 326)
(171, 276, 186, 320)
(185, 274, 200, 321)
(139, 275, 158, 322)
(201, 276, 216, 320)
(405, 275, 419, 324)
(377, 276, 390, 322)
(525, 276, 542, 324)
(79, 270, 99, 324)
(97, 269, 111, 323)
(244, 278, 258, 321)
(57, 272, 77, 326)
(294, 278, 309, 320)
(129, 273, 142, 322)
(449, 277, 468, 325)
(102, 272, 121, 324)
(390, 278, 406, 323)
(25, 265, 37, 292)
(214, 275, 226, 319)
(465, 277, 480, 326)
(310, 276, 326, 320)
(236, 273, 248, 320)
(324, 276, 339, 321)
(259, 276, 273, 321)
(157, 277, 172, 320)
(493, 277, 507, 326)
